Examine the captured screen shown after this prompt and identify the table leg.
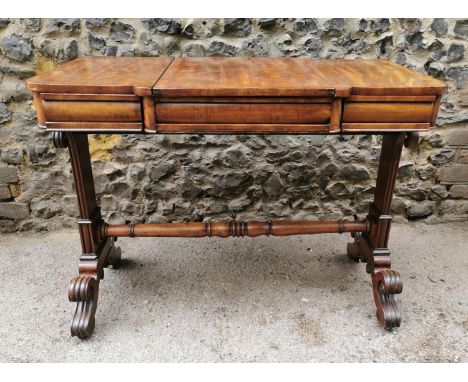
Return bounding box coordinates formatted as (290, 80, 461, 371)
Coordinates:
(347, 132, 406, 329)
(56, 132, 121, 338)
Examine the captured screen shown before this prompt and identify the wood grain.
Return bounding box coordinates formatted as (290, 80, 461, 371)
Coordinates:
(104, 220, 369, 238)
(155, 103, 331, 124)
(45, 122, 142, 132)
(32, 92, 46, 126)
(327, 60, 447, 96)
(343, 102, 434, 123)
(341, 123, 430, 132)
(346, 133, 406, 329)
(155, 57, 447, 97)
(43, 100, 142, 122)
(26, 57, 174, 96)
(41, 93, 139, 102)
(156, 123, 330, 134)
(156, 96, 334, 103)
(346, 95, 436, 102)
(142, 96, 156, 131)
(431, 95, 442, 126)
(154, 57, 335, 97)
(330, 98, 343, 133)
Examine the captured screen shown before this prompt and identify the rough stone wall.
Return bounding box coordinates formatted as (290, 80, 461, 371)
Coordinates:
(0, 18, 467, 233)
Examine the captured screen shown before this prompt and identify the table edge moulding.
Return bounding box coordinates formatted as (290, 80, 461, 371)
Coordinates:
(25, 57, 447, 338)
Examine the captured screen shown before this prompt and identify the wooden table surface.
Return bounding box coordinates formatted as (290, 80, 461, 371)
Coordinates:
(27, 57, 447, 97)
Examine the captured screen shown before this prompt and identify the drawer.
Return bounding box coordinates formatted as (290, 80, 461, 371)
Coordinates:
(155, 103, 332, 124)
(343, 102, 433, 123)
(34, 94, 144, 132)
(42, 100, 142, 123)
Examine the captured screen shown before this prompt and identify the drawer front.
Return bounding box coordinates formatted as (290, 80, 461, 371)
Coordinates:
(343, 102, 433, 123)
(155, 103, 331, 124)
(43, 100, 142, 123)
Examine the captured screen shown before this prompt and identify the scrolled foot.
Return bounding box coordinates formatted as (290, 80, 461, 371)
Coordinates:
(372, 269, 402, 329)
(68, 275, 99, 338)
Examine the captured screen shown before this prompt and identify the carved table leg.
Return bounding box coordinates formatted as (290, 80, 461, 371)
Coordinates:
(348, 133, 407, 329)
(58, 132, 121, 338)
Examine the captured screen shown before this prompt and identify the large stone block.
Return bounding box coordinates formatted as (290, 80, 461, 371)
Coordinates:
(0, 102, 12, 124)
(430, 18, 448, 37)
(438, 164, 468, 184)
(0, 202, 29, 219)
(208, 41, 238, 56)
(1, 34, 33, 62)
(1, 147, 23, 164)
(454, 19, 468, 38)
(150, 161, 175, 181)
(85, 18, 110, 29)
(447, 43, 465, 63)
(458, 150, 468, 164)
(45, 19, 80, 35)
(0, 166, 18, 183)
(460, 91, 468, 106)
(109, 21, 135, 42)
(447, 128, 468, 146)
(449, 185, 468, 199)
(23, 18, 41, 32)
(406, 200, 435, 219)
(445, 66, 468, 89)
(0, 76, 32, 103)
(0, 19, 10, 29)
(429, 149, 456, 165)
(0, 185, 11, 201)
(439, 200, 468, 216)
(87, 32, 106, 50)
(142, 19, 181, 35)
(223, 19, 252, 37)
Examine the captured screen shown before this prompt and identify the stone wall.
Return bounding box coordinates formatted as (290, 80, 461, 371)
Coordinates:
(0, 18, 467, 232)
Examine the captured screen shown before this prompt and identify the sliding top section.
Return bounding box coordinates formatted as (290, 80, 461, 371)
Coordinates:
(154, 57, 334, 97)
(154, 57, 447, 97)
(26, 57, 174, 97)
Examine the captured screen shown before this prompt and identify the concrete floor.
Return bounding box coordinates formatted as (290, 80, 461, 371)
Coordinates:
(0, 222, 467, 362)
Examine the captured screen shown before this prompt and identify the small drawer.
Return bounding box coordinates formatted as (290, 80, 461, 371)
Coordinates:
(155, 103, 332, 124)
(343, 102, 433, 123)
(42, 100, 142, 123)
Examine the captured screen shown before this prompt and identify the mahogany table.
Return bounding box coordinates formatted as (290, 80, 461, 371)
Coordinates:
(26, 57, 447, 338)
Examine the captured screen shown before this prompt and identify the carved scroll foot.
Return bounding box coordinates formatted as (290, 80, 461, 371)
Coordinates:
(347, 232, 402, 329)
(371, 269, 402, 329)
(68, 275, 99, 338)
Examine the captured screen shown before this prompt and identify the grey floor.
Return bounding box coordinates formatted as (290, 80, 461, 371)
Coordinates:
(0, 222, 467, 362)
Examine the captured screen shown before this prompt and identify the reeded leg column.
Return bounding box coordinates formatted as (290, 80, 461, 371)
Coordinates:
(56, 132, 121, 338)
(347, 132, 409, 329)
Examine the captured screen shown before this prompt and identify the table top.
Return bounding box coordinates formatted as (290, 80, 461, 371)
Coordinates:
(25, 57, 447, 135)
(26, 57, 447, 98)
